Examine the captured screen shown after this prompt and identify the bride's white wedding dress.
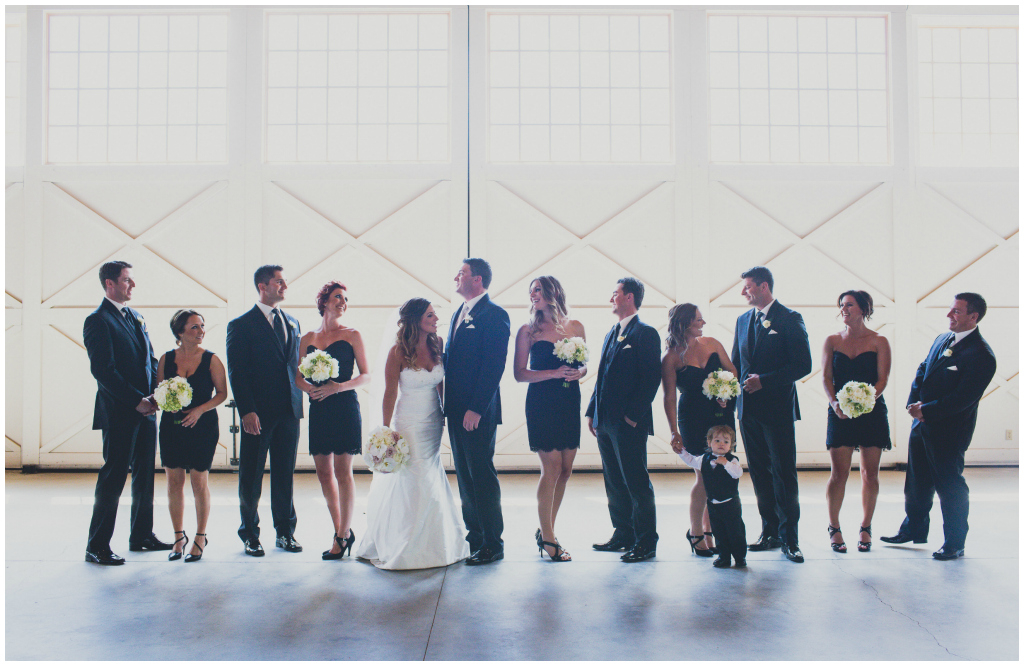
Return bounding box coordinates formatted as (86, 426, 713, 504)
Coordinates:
(356, 365, 470, 570)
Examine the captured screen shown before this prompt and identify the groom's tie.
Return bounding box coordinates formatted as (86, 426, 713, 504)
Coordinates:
(273, 308, 287, 347)
(939, 332, 955, 355)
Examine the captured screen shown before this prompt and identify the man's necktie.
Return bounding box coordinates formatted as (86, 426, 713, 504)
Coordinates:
(273, 309, 287, 346)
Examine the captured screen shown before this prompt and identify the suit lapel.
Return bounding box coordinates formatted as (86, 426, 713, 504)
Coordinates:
(607, 316, 638, 365)
(742, 309, 756, 358)
(751, 302, 778, 360)
(104, 300, 142, 350)
(252, 306, 285, 359)
(925, 330, 974, 379)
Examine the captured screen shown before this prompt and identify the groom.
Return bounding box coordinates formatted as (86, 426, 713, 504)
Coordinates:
(445, 258, 511, 565)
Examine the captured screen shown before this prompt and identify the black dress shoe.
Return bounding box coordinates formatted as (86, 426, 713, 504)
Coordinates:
(85, 548, 125, 565)
(933, 546, 965, 560)
(243, 539, 265, 557)
(276, 535, 303, 552)
(128, 534, 173, 551)
(712, 555, 731, 568)
(748, 534, 783, 551)
(620, 545, 656, 562)
(466, 547, 504, 565)
(592, 536, 633, 552)
(781, 543, 805, 563)
(734, 558, 746, 568)
(880, 532, 927, 544)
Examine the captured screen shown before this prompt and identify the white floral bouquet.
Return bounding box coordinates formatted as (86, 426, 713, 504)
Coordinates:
(299, 348, 340, 385)
(364, 426, 410, 473)
(702, 370, 740, 402)
(155, 377, 192, 424)
(837, 381, 876, 419)
(552, 336, 589, 388)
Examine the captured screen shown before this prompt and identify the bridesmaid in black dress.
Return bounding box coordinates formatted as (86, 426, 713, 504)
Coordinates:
(661, 303, 738, 557)
(295, 282, 371, 560)
(158, 309, 228, 562)
(822, 290, 891, 553)
(513, 276, 586, 562)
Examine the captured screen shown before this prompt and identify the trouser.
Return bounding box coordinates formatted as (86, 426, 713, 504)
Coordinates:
(596, 419, 658, 548)
(901, 423, 970, 549)
(708, 499, 747, 562)
(739, 416, 800, 545)
(448, 414, 504, 553)
(87, 414, 157, 551)
(237, 412, 300, 542)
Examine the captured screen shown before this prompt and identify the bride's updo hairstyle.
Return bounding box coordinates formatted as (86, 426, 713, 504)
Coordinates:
(665, 303, 699, 353)
(528, 275, 569, 338)
(396, 297, 442, 370)
(837, 290, 874, 321)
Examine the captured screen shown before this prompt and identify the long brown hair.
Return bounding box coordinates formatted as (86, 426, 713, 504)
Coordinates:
(396, 298, 442, 370)
(665, 303, 699, 354)
(528, 276, 570, 338)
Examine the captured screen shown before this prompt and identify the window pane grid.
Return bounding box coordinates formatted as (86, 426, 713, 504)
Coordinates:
(707, 13, 891, 164)
(7, 11, 25, 168)
(487, 12, 673, 164)
(918, 24, 1019, 167)
(46, 11, 229, 164)
(264, 11, 451, 163)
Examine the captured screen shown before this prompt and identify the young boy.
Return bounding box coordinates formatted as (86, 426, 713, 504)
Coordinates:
(677, 425, 747, 568)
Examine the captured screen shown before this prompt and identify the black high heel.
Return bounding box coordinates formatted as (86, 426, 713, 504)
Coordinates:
(539, 540, 571, 562)
(686, 530, 714, 557)
(168, 531, 188, 561)
(828, 525, 847, 553)
(535, 528, 543, 549)
(184, 533, 206, 563)
(705, 530, 719, 554)
(323, 529, 355, 560)
(858, 525, 872, 552)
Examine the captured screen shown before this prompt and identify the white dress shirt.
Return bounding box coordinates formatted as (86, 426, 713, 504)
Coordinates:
(951, 327, 977, 346)
(676, 449, 743, 503)
(456, 292, 486, 330)
(105, 296, 128, 314)
(255, 301, 287, 342)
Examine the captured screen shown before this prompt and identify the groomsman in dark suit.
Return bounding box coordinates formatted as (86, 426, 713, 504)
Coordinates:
(445, 258, 511, 565)
(226, 265, 304, 556)
(730, 266, 812, 563)
(83, 261, 171, 564)
(881, 293, 997, 560)
(587, 277, 662, 562)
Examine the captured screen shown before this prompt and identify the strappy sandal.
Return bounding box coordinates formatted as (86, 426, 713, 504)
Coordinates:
(535, 528, 543, 549)
(184, 533, 206, 563)
(705, 530, 719, 554)
(168, 530, 188, 561)
(828, 525, 847, 553)
(858, 525, 872, 552)
(539, 540, 571, 562)
(686, 530, 714, 557)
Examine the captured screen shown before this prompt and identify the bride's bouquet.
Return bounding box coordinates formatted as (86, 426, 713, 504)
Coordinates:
(702, 370, 740, 418)
(552, 336, 589, 388)
(837, 381, 876, 418)
(299, 348, 340, 385)
(154, 376, 192, 424)
(364, 426, 410, 473)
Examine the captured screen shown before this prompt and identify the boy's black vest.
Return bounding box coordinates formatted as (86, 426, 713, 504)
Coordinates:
(701, 453, 740, 503)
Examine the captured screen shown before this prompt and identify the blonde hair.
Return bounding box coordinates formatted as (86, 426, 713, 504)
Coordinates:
(665, 303, 699, 353)
(706, 425, 737, 453)
(528, 276, 570, 338)
(396, 298, 442, 370)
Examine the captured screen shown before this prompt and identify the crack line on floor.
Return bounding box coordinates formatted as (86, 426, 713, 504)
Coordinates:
(831, 559, 965, 659)
(422, 566, 448, 661)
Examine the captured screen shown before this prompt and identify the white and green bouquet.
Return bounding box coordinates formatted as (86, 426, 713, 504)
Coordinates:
(154, 376, 193, 424)
(552, 336, 589, 388)
(364, 426, 410, 474)
(299, 348, 340, 385)
(701, 369, 740, 402)
(837, 381, 876, 418)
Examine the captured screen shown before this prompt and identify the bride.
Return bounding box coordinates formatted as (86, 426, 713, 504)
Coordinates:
(356, 298, 470, 569)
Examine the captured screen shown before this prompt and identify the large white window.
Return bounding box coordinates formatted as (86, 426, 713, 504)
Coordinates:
(7, 10, 25, 167)
(46, 11, 229, 164)
(707, 12, 890, 164)
(486, 10, 673, 164)
(917, 18, 1018, 167)
(264, 10, 451, 163)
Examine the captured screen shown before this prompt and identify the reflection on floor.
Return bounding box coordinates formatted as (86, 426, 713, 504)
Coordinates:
(5, 468, 1018, 660)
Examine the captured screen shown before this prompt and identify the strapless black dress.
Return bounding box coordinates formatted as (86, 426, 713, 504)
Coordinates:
(307, 340, 362, 456)
(525, 340, 581, 452)
(159, 349, 219, 471)
(826, 351, 891, 450)
(676, 352, 736, 456)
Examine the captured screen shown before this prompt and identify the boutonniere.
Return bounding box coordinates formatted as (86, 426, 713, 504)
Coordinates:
(463, 314, 473, 324)
(136, 314, 147, 332)
(288, 320, 297, 328)
(942, 348, 952, 357)
(617, 334, 625, 342)
(762, 319, 772, 329)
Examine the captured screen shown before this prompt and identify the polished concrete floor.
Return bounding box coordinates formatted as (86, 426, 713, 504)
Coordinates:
(5, 467, 1018, 661)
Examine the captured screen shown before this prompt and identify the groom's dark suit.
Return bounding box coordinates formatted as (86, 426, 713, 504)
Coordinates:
(898, 328, 996, 550)
(445, 293, 511, 553)
(226, 304, 303, 543)
(83, 298, 159, 552)
(731, 300, 811, 546)
(585, 315, 662, 549)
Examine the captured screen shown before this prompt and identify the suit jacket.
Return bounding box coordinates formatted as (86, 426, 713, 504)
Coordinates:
(585, 316, 662, 435)
(226, 304, 303, 420)
(83, 299, 159, 430)
(731, 301, 812, 423)
(908, 328, 996, 449)
(444, 293, 511, 425)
